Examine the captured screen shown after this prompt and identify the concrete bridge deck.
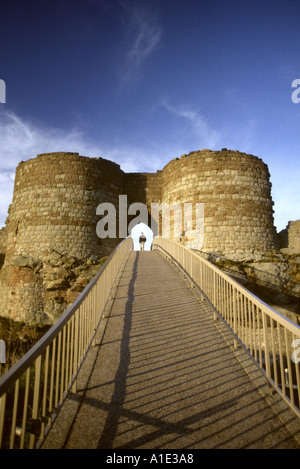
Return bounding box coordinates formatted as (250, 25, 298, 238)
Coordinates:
(43, 251, 300, 449)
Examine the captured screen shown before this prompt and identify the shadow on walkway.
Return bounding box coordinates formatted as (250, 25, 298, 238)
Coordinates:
(96, 252, 139, 448)
(44, 251, 300, 449)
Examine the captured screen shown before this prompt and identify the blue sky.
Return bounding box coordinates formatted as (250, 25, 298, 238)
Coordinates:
(0, 0, 299, 232)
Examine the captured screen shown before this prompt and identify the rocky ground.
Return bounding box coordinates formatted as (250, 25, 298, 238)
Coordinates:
(6, 250, 108, 324)
(1, 247, 299, 374)
(0, 250, 108, 373)
(39, 250, 108, 323)
(0, 316, 50, 375)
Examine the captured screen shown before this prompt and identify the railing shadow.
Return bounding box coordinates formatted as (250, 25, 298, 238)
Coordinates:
(96, 252, 139, 448)
(88, 251, 300, 449)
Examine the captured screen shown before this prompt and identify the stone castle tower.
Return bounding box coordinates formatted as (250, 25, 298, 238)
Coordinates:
(0, 149, 278, 323)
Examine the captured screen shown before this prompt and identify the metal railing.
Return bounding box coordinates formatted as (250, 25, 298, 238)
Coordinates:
(194, 249, 300, 300)
(0, 237, 133, 449)
(153, 237, 300, 418)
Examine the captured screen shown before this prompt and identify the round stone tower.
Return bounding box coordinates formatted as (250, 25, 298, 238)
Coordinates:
(5, 152, 124, 260)
(161, 149, 278, 257)
(0, 153, 125, 323)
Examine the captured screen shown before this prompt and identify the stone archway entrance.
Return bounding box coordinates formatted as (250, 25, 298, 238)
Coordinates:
(130, 222, 154, 251)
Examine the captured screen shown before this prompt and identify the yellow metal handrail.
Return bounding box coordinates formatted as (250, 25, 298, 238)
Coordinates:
(0, 237, 133, 449)
(153, 237, 300, 418)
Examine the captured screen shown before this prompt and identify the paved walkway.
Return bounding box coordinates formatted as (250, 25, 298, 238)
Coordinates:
(43, 251, 300, 449)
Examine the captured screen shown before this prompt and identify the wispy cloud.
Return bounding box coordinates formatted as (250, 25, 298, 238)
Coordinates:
(118, 0, 162, 84)
(127, 16, 161, 67)
(162, 100, 221, 149)
(0, 109, 166, 227)
(0, 107, 296, 232)
(160, 99, 298, 231)
(0, 109, 99, 226)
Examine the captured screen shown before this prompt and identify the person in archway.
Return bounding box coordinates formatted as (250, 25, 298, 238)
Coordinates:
(139, 232, 146, 251)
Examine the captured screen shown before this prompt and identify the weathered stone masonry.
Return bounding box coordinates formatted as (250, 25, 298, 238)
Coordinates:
(279, 220, 300, 254)
(5, 152, 123, 260)
(161, 150, 277, 254)
(0, 149, 284, 323)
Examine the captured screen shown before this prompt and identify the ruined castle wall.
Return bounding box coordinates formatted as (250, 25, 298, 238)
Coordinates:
(0, 227, 7, 257)
(0, 263, 44, 322)
(161, 150, 278, 256)
(4, 149, 277, 263)
(124, 171, 162, 207)
(279, 220, 300, 253)
(124, 173, 148, 206)
(0, 149, 280, 323)
(5, 152, 124, 261)
(0, 152, 125, 322)
(124, 171, 162, 234)
(0, 226, 8, 269)
(287, 221, 300, 251)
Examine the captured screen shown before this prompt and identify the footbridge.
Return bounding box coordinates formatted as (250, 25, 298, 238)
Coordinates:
(1, 238, 300, 449)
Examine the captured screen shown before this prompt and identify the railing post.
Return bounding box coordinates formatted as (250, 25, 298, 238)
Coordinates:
(92, 287, 96, 347)
(262, 311, 271, 379)
(20, 368, 30, 449)
(29, 355, 42, 449)
(213, 271, 217, 321)
(72, 310, 79, 394)
(9, 379, 19, 448)
(0, 394, 6, 448)
(233, 288, 238, 349)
